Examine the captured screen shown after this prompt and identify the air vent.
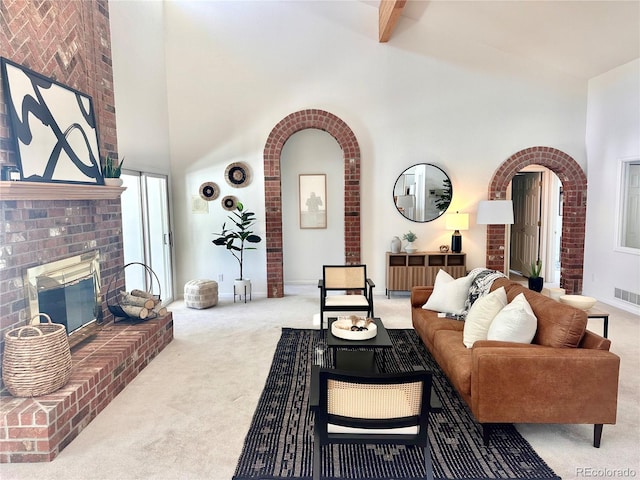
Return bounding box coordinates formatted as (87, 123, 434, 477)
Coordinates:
(614, 288, 640, 306)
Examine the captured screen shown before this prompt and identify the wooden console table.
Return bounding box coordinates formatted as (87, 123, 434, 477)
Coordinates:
(385, 251, 466, 297)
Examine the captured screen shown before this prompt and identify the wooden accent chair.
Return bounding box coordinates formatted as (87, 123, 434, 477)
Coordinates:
(313, 368, 434, 480)
(318, 265, 375, 331)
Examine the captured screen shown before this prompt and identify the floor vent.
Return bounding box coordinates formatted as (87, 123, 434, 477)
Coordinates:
(614, 288, 640, 306)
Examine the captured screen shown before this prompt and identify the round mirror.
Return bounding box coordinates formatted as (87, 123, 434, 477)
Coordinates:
(393, 163, 452, 222)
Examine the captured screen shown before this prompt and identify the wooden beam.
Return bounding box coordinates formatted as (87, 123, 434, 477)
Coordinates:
(379, 0, 407, 43)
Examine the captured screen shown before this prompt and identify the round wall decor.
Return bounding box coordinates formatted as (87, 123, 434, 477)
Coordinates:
(224, 162, 251, 188)
(221, 195, 239, 211)
(199, 182, 220, 201)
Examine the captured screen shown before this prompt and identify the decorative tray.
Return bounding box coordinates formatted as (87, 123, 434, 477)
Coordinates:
(331, 316, 377, 340)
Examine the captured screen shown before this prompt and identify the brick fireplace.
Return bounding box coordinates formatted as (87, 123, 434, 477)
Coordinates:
(0, 184, 174, 462)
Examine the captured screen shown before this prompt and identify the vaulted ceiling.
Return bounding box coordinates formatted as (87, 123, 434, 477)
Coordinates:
(377, 0, 639, 80)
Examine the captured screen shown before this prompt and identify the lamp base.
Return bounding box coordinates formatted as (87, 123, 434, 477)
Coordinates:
(451, 231, 462, 253)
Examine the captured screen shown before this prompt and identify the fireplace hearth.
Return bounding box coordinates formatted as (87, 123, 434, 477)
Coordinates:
(0, 184, 173, 463)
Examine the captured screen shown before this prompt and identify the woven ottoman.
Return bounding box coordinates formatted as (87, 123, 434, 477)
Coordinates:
(184, 279, 218, 309)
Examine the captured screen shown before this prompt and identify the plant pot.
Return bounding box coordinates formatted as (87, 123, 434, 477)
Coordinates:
(104, 178, 123, 187)
(234, 279, 252, 303)
(528, 277, 544, 292)
(404, 241, 417, 254)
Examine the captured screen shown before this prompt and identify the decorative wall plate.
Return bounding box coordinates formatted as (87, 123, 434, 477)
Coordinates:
(224, 162, 251, 188)
(199, 182, 220, 201)
(221, 195, 238, 211)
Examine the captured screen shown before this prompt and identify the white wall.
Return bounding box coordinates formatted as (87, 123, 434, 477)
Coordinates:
(110, 1, 592, 298)
(109, 0, 171, 175)
(584, 59, 640, 313)
(281, 130, 344, 284)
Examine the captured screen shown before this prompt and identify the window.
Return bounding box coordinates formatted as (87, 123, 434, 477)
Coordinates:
(618, 159, 640, 251)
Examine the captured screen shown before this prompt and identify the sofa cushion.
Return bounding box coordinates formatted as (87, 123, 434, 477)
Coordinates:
(497, 282, 587, 348)
(413, 309, 464, 350)
(423, 269, 474, 315)
(463, 286, 507, 348)
(432, 329, 472, 396)
(487, 293, 537, 344)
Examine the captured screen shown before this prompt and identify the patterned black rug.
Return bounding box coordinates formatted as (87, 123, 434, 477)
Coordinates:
(233, 328, 560, 480)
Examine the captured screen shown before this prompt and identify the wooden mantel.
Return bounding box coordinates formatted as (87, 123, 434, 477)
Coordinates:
(0, 181, 125, 201)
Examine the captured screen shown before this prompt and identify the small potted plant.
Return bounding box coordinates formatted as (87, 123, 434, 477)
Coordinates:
(102, 154, 125, 186)
(212, 202, 262, 301)
(528, 259, 544, 292)
(403, 231, 417, 254)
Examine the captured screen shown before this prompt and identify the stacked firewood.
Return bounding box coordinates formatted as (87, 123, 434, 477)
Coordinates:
(118, 289, 167, 319)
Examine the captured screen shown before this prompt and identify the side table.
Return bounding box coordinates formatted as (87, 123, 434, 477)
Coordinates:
(587, 307, 610, 338)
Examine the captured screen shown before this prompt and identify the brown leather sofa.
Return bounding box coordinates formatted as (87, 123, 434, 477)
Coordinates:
(411, 277, 620, 447)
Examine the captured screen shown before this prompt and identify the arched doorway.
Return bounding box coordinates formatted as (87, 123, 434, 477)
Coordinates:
(486, 146, 587, 294)
(263, 109, 361, 298)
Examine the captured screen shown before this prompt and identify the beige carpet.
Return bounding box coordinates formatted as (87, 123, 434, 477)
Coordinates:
(2, 285, 638, 480)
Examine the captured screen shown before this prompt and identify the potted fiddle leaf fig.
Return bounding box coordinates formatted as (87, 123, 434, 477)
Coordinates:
(212, 202, 262, 300)
(527, 259, 544, 292)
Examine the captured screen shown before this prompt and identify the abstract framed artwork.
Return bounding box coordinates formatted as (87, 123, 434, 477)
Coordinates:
(1, 58, 103, 184)
(299, 174, 327, 229)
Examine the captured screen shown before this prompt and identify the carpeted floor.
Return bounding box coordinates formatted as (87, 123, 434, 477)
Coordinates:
(233, 328, 560, 480)
(0, 286, 637, 480)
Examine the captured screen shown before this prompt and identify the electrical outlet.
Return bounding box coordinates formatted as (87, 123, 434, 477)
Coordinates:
(218, 274, 223, 282)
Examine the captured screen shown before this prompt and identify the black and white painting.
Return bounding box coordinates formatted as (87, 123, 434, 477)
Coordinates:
(1, 58, 103, 184)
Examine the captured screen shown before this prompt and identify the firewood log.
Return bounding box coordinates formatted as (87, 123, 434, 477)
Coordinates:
(152, 305, 168, 317)
(130, 289, 160, 304)
(120, 305, 149, 319)
(120, 291, 155, 309)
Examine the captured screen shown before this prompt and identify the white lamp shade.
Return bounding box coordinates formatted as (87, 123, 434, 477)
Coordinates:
(477, 200, 514, 225)
(445, 212, 469, 231)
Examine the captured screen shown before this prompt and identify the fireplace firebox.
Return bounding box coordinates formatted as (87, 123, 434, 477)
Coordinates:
(24, 251, 103, 348)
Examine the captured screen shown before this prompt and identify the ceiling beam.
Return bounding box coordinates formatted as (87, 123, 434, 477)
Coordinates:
(379, 0, 407, 43)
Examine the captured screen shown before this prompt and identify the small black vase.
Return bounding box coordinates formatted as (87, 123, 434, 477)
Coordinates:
(528, 277, 544, 292)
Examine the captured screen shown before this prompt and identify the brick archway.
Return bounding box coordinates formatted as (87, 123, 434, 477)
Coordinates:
(263, 109, 361, 298)
(486, 146, 587, 294)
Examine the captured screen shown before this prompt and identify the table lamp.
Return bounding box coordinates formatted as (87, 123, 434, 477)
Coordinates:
(445, 212, 469, 253)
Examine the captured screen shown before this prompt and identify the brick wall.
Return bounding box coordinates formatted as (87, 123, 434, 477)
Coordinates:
(0, 1, 123, 354)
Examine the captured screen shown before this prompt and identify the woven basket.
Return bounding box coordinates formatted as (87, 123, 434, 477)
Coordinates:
(2, 313, 72, 397)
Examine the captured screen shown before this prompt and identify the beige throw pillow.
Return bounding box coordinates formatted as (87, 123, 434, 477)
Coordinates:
(463, 286, 507, 348)
(486, 292, 537, 344)
(423, 269, 474, 315)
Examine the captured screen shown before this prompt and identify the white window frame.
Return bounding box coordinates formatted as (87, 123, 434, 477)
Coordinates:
(615, 157, 640, 255)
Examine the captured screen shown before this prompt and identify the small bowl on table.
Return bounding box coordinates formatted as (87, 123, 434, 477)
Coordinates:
(559, 295, 596, 310)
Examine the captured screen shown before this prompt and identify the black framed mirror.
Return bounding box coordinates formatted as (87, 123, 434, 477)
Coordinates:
(393, 163, 452, 222)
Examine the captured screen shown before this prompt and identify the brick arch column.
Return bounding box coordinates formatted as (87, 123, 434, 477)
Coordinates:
(263, 109, 361, 298)
(486, 146, 587, 294)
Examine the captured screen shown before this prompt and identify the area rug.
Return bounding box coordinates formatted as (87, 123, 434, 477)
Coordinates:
(233, 328, 560, 480)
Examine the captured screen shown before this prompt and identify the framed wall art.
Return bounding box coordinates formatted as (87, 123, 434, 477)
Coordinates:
(299, 174, 327, 229)
(1, 57, 103, 184)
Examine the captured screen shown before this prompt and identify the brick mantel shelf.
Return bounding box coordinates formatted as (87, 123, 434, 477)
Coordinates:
(0, 181, 125, 201)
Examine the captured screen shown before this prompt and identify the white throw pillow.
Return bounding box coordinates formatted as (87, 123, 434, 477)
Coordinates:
(463, 287, 508, 348)
(423, 270, 474, 315)
(486, 292, 537, 344)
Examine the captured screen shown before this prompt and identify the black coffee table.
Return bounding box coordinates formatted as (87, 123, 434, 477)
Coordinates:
(326, 317, 393, 371)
